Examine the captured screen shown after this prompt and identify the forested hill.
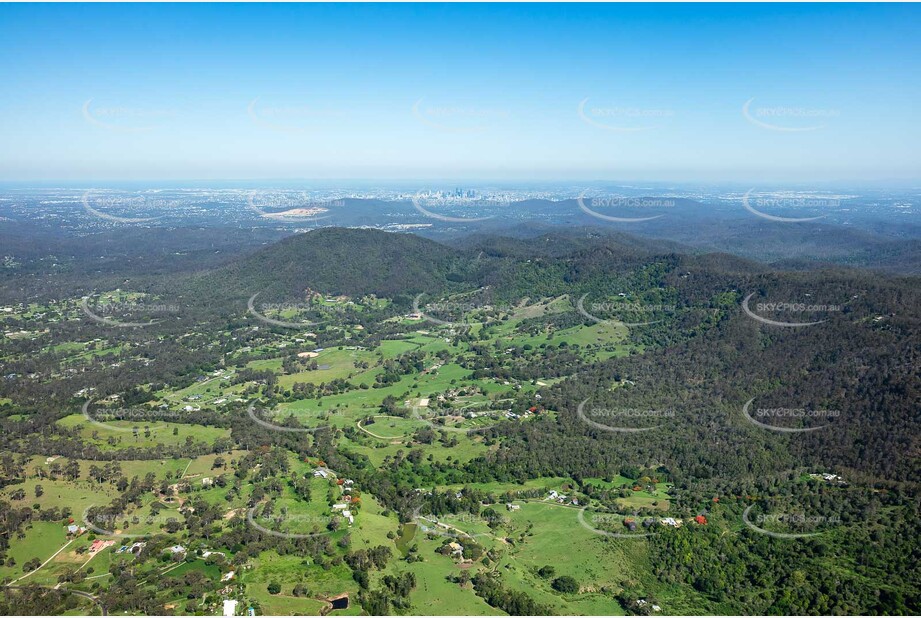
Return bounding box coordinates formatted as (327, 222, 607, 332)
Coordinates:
(202, 227, 475, 299)
(198, 226, 919, 484)
(200, 226, 769, 303)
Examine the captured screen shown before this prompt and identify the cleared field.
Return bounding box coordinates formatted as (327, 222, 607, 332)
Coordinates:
(57, 414, 230, 450)
(498, 501, 640, 614)
(0, 522, 70, 585)
(249, 592, 328, 616)
(0, 477, 119, 513)
(276, 347, 381, 387)
(243, 552, 359, 608)
(357, 415, 427, 440)
(385, 528, 503, 616)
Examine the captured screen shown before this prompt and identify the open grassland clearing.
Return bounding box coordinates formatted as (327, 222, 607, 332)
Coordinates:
(56, 414, 230, 450)
(385, 526, 502, 615)
(339, 432, 488, 468)
(243, 552, 359, 611)
(0, 522, 70, 585)
(1, 476, 118, 514)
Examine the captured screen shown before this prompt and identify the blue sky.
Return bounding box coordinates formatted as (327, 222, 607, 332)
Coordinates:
(0, 3, 918, 183)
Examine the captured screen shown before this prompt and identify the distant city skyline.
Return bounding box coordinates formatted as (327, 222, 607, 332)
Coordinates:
(1, 3, 919, 182)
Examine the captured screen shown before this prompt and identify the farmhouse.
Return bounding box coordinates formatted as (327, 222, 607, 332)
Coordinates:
(87, 540, 115, 555)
